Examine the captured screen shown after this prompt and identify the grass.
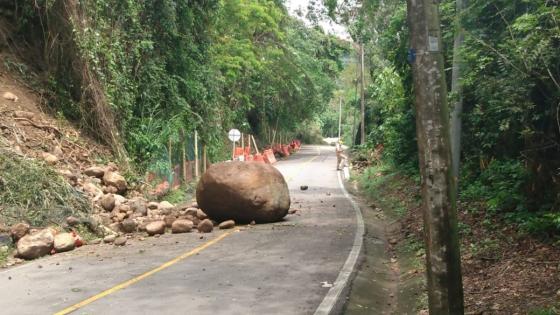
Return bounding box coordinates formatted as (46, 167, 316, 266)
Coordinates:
(159, 182, 197, 205)
(0, 148, 93, 227)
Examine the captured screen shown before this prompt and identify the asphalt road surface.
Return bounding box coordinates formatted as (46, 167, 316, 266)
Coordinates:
(0, 145, 365, 315)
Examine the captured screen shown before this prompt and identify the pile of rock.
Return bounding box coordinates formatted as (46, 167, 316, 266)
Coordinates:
(9, 223, 84, 260)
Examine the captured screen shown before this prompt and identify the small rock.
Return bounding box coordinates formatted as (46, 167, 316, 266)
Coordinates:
(42, 152, 58, 165)
(389, 238, 398, 245)
(146, 221, 166, 236)
(171, 219, 193, 233)
(196, 209, 208, 220)
(10, 223, 30, 242)
(164, 215, 176, 228)
(54, 233, 76, 253)
(115, 212, 127, 222)
(197, 219, 213, 233)
(113, 236, 127, 246)
(147, 202, 159, 210)
(84, 166, 105, 178)
(90, 238, 102, 245)
(300, 185, 308, 191)
(66, 216, 81, 227)
(190, 202, 199, 208)
(83, 182, 103, 198)
(218, 220, 235, 229)
(3, 92, 19, 102)
(103, 235, 116, 243)
(100, 194, 116, 211)
(288, 209, 298, 215)
(121, 219, 137, 233)
(250, 220, 256, 225)
(103, 171, 127, 193)
(185, 207, 199, 217)
(159, 201, 174, 210)
(103, 185, 118, 194)
(108, 222, 122, 233)
(130, 199, 148, 216)
(16, 229, 55, 260)
(113, 194, 127, 207)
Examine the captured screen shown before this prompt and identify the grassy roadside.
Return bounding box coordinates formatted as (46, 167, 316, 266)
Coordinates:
(352, 163, 427, 314)
(352, 162, 560, 314)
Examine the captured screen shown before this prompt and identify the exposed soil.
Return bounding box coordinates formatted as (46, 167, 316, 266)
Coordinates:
(353, 164, 560, 314)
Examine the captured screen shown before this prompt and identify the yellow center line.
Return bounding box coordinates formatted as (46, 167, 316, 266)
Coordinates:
(54, 230, 237, 315)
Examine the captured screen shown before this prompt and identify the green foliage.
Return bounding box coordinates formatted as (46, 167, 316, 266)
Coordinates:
(0, 149, 93, 227)
(461, 159, 527, 213)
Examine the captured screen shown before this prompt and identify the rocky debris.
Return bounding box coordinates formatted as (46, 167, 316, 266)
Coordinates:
(196, 209, 208, 220)
(288, 209, 298, 215)
(108, 222, 122, 233)
(83, 182, 103, 199)
(84, 166, 105, 178)
(171, 219, 193, 233)
(197, 219, 213, 233)
(164, 215, 176, 228)
(103, 234, 116, 243)
(113, 194, 127, 207)
(300, 185, 308, 191)
(121, 219, 137, 233)
(146, 221, 166, 236)
(196, 162, 290, 223)
(17, 228, 55, 259)
(159, 201, 175, 214)
(219, 220, 235, 229)
(42, 152, 58, 165)
(147, 202, 159, 210)
(114, 236, 127, 246)
(103, 171, 127, 193)
(2, 91, 19, 102)
(130, 199, 148, 216)
(100, 194, 116, 211)
(185, 207, 199, 217)
(10, 223, 30, 242)
(52, 146, 63, 158)
(53, 233, 76, 253)
(191, 201, 199, 208)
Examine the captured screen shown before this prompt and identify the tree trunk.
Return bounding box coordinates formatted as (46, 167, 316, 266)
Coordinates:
(450, 0, 466, 182)
(360, 43, 366, 145)
(406, 0, 464, 313)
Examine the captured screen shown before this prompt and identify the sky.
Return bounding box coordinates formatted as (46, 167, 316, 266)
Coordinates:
(284, 0, 351, 40)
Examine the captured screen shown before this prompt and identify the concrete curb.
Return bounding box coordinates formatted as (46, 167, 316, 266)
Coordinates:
(314, 170, 365, 315)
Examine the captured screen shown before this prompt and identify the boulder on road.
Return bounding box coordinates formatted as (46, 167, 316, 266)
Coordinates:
(196, 162, 290, 223)
(121, 219, 137, 233)
(146, 221, 166, 236)
(171, 219, 193, 233)
(54, 233, 75, 253)
(17, 229, 55, 259)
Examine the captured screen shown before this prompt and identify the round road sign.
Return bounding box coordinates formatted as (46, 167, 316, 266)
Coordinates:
(228, 129, 241, 142)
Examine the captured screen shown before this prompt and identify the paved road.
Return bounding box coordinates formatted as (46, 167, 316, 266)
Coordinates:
(0, 145, 364, 315)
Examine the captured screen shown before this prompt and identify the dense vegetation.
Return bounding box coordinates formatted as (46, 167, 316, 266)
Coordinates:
(11, 0, 347, 170)
(325, 0, 560, 235)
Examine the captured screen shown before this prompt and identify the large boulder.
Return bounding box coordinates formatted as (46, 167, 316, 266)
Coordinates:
(17, 229, 55, 259)
(196, 162, 290, 223)
(10, 223, 30, 242)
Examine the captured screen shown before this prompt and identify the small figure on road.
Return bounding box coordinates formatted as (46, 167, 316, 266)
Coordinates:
(335, 142, 347, 171)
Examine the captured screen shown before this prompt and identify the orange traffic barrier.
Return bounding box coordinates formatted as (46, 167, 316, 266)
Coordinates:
(281, 145, 291, 157)
(253, 153, 266, 163)
(263, 149, 277, 164)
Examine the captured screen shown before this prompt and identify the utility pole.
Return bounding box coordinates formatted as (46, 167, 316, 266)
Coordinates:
(359, 43, 365, 145)
(407, 0, 464, 314)
(338, 97, 342, 140)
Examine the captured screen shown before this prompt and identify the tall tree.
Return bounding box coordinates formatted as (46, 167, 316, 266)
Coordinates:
(450, 0, 466, 182)
(359, 43, 366, 145)
(406, 0, 464, 313)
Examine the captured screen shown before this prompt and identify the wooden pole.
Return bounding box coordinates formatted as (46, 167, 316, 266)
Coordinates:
(194, 130, 199, 179)
(181, 129, 187, 183)
(407, 0, 464, 313)
(360, 43, 366, 145)
(202, 144, 207, 173)
(252, 135, 260, 155)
